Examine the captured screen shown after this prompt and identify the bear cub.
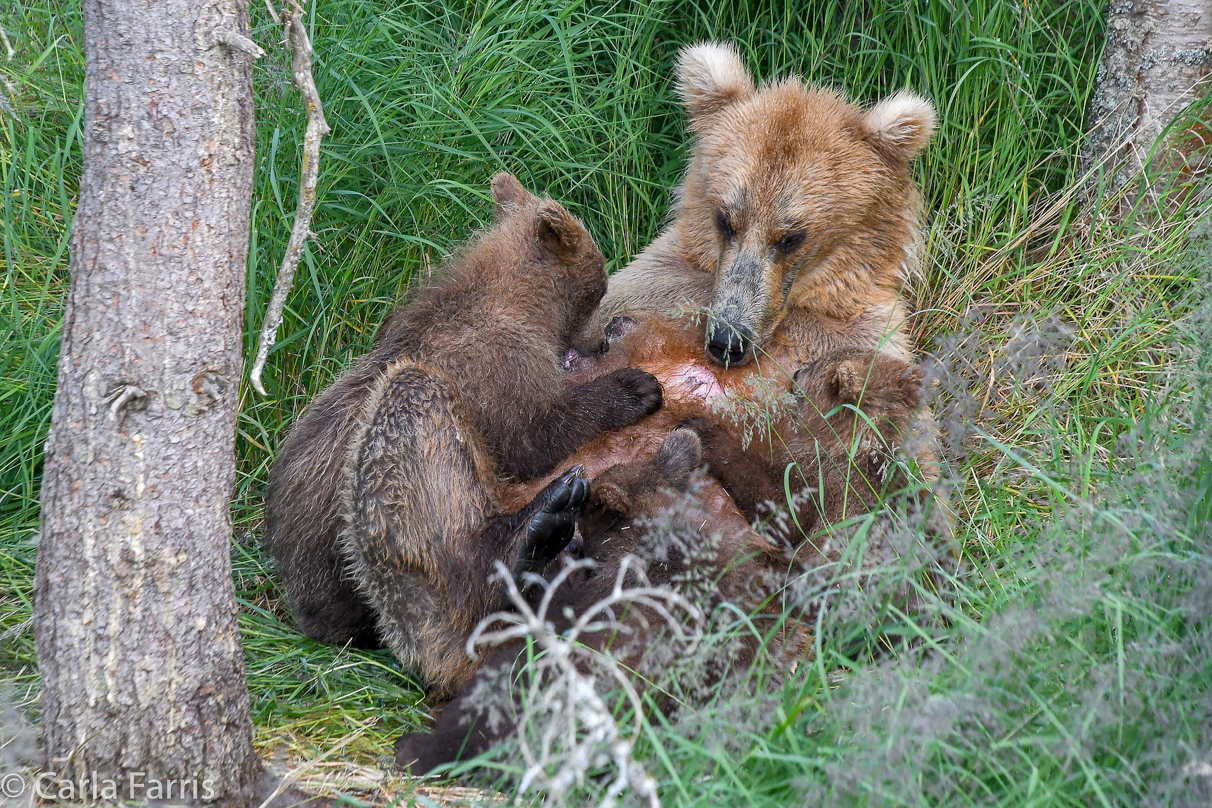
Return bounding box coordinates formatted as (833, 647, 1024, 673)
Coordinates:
(265, 174, 663, 686)
(687, 348, 925, 542)
(499, 314, 924, 545)
(393, 428, 801, 772)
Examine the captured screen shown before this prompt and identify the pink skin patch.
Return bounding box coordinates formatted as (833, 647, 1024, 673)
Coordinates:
(659, 361, 724, 403)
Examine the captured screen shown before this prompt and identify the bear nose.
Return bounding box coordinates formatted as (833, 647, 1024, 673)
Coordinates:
(707, 323, 753, 366)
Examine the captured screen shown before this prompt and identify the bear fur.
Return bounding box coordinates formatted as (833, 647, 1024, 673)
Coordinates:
(393, 428, 805, 773)
(498, 315, 923, 543)
(602, 41, 936, 369)
(264, 173, 663, 656)
(590, 42, 948, 533)
(684, 347, 925, 544)
(340, 366, 592, 698)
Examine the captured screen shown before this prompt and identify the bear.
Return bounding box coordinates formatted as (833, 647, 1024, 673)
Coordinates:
(339, 366, 592, 698)
(601, 41, 936, 370)
(589, 41, 950, 536)
(683, 347, 925, 547)
(264, 173, 664, 656)
(496, 315, 924, 546)
(393, 428, 807, 774)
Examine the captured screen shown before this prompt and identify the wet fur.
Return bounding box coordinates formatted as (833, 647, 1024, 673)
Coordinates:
(265, 174, 662, 659)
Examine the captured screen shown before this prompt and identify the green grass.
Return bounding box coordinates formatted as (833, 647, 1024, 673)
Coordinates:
(3, 0, 1210, 804)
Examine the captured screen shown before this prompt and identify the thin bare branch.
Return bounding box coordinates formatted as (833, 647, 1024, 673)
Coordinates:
(249, 1, 330, 396)
(215, 28, 266, 60)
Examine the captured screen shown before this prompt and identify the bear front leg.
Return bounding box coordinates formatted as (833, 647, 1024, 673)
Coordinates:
(500, 368, 664, 481)
(473, 467, 589, 612)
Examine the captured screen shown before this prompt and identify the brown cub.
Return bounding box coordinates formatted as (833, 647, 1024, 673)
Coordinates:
(394, 429, 802, 773)
(686, 349, 924, 545)
(499, 315, 923, 542)
(602, 42, 936, 368)
(265, 174, 663, 658)
(336, 175, 664, 697)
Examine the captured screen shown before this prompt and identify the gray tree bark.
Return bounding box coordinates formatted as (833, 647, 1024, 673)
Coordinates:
(32, 0, 261, 803)
(1084, 0, 1212, 184)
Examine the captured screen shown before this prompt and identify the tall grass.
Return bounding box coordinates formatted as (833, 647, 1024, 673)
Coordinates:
(3, 0, 1209, 803)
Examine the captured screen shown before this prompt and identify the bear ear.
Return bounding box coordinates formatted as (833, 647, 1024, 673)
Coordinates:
(491, 172, 533, 220)
(535, 201, 585, 259)
(831, 358, 867, 405)
(860, 91, 936, 165)
(593, 481, 633, 518)
(675, 42, 754, 131)
(656, 428, 704, 491)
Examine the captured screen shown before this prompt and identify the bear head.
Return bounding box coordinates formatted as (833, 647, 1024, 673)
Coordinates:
(792, 351, 925, 456)
(479, 172, 611, 360)
(673, 42, 935, 366)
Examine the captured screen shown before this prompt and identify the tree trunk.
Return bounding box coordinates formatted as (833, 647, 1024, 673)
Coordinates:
(1084, 0, 1212, 185)
(32, 0, 261, 803)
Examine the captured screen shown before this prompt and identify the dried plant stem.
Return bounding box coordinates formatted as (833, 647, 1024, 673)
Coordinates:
(250, 1, 330, 396)
(470, 559, 701, 808)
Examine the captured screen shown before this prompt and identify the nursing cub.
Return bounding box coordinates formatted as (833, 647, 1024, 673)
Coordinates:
(265, 174, 662, 692)
(393, 428, 801, 772)
(499, 315, 923, 540)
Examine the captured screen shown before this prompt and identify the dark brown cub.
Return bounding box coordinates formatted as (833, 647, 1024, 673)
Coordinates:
(264, 173, 662, 653)
(393, 429, 801, 772)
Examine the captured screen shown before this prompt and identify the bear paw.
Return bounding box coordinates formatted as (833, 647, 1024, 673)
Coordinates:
(519, 465, 589, 570)
(601, 367, 664, 427)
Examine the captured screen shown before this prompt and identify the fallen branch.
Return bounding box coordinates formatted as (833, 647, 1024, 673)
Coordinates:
(249, 0, 330, 396)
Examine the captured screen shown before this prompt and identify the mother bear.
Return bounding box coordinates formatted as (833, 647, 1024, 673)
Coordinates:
(507, 43, 946, 520)
(604, 42, 935, 371)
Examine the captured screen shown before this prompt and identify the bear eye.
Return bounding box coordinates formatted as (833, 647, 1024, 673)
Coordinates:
(715, 210, 736, 241)
(775, 230, 806, 254)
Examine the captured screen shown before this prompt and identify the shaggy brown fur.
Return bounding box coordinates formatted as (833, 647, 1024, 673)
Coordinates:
(499, 315, 923, 542)
(589, 42, 948, 534)
(340, 362, 594, 697)
(602, 41, 936, 368)
(265, 173, 663, 654)
(394, 429, 805, 773)
(684, 349, 924, 546)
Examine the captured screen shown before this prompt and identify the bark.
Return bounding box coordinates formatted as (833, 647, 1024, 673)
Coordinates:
(1084, 0, 1212, 184)
(32, 0, 261, 803)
